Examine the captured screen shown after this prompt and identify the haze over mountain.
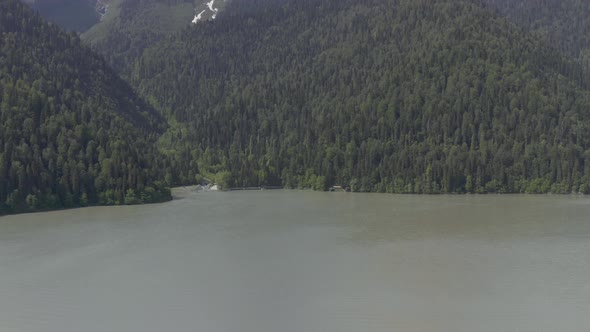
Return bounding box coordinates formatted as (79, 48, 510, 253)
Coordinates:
(484, 0, 590, 62)
(80, 0, 227, 75)
(0, 0, 171, 215)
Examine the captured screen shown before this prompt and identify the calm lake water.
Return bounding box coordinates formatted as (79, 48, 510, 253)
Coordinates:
(1, 190, 590, 332)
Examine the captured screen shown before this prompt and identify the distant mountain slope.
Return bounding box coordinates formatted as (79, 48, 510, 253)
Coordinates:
(0, 0, 170, 215)
(82, 0, 226, 75)
(132, 0, 590, 193)
(22, 0, 100, 32)
(19, 0, 227, 38)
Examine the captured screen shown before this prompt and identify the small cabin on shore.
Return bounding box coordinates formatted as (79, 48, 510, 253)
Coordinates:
(329, 185, 350, 192)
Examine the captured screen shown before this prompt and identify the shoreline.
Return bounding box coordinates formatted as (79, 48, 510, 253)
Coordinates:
(3, 188, 587, 218)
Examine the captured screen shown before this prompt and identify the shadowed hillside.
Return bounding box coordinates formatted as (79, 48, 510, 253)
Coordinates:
(0, 0, 171, 214)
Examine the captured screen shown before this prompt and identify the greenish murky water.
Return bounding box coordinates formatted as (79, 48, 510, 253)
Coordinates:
(1, 190, 589, 332)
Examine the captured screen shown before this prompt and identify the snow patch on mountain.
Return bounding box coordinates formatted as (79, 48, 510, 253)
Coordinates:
(207, 0, 218, 12)
(192, 9, 206, 24)
(192, 0, 225, 24)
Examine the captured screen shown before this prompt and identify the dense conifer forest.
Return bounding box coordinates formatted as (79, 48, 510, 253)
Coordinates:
(5, 0, 590, 215)
(0, 0, 171, 215)
(130, 0, 590, 193)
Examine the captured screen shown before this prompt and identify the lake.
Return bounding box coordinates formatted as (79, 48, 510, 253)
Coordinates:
(1, 190, 590, 332)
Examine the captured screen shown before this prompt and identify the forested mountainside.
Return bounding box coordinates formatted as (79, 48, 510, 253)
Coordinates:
(0, 0, 171, 215)
(130, 0, 590, 194)
(484, 0, 590, 64)
(6, 0, 590, 208)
